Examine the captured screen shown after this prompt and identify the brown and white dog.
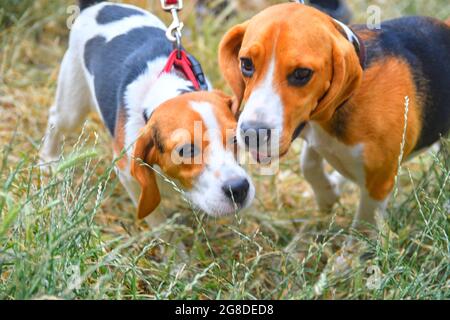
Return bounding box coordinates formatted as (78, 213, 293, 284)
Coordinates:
(40, 1, 255, 240)
(219, 3, 450, 230)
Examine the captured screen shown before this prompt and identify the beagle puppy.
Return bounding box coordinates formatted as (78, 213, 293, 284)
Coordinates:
(40, 1, 255, 233)
(219, 3, 450, 230)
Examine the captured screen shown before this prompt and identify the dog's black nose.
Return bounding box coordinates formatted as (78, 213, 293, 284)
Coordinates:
(240, 121, 272, 149)
(222, 178, 250, 206)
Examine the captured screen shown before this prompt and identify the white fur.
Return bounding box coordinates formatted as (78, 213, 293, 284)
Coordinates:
(301, 122, 387, 227)
(301, 143, 342, 213)
(188, 102, 255, 216)
(124, 58, 194, 159)
(69, 3, 168, 124)
(41, 3, 170, 162)
(40, 50, 92, 162)
(302, 123, 365, 184)
(74, 3, 166, 43)
(355, 189, 388, 229)
(237, 58, 283, 146)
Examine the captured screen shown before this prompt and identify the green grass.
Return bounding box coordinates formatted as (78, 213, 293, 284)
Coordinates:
(0, 0, 449, 300)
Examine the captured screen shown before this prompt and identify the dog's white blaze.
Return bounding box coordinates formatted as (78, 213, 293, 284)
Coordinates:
(188, 101, 255, 216)
(189, 101, 223, 160)
(238, 58, 283, 146)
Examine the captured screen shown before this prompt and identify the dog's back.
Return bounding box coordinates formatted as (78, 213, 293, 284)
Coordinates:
(70, 2, 171, 135)
(354, 17, 450, 150)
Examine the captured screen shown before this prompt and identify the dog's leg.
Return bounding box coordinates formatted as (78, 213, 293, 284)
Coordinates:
(353, 189, 388, 231)
(352, 160, 397, 233)
(301, 144, 342, 212)
(40, 51, 91, 164)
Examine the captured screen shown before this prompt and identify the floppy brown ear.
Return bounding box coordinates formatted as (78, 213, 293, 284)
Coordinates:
(130, 127, 161, 220)
(218, 22, 249, 110)
(310, 25, 363, 122)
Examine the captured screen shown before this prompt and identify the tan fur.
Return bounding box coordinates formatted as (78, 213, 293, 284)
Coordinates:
(323, 58, 422, 200)
(131, 126, 161, 219)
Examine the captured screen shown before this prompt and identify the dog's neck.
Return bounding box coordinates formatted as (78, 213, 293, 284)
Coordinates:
(124, 57, 195, 156)
(141, 72, 194, 119)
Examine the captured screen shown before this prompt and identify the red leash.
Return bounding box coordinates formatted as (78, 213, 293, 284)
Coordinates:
(160, 49, 202, 91)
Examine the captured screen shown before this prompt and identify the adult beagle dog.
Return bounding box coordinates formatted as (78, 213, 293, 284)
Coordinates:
(40, 1, 255, 232)
(219, 3, 450, 230)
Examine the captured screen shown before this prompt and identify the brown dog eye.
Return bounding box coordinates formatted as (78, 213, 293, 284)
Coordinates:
(288, 68, 313, 86)
(240, 58, 255, 77)
(178, 143, 200, 159)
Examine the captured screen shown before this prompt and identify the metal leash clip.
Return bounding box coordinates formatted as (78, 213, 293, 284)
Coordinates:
(159, 0, 207, 91)
(163, 0, 184, 51)
(167, 15, 183, 58)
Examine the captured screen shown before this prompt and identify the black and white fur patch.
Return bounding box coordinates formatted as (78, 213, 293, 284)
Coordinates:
(83, 26, 173, 134)
(67, 2, 203, 138)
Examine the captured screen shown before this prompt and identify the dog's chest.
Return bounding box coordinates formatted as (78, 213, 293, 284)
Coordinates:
(302, 123, 366, 184)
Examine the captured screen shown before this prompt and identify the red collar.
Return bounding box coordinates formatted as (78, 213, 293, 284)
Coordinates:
(160, 49, 202, 90)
